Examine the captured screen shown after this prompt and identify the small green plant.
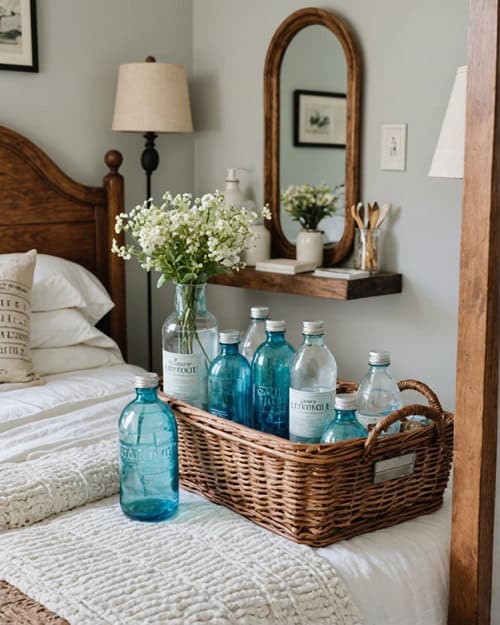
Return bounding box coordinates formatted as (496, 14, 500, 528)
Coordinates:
(281, 183, 342, 231)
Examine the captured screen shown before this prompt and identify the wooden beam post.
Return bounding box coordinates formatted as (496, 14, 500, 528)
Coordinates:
(448, 1, 500, 623)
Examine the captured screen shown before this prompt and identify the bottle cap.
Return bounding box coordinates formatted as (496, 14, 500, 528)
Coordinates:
(303, 320, 324, 335)
(368, 350, 391, 366)
(135, 372, 159, 389)
(266, 319, 286, 332)
(335, 393, 357, 411)
(219, 329, 240, 344)
(250, 306, 270, 319)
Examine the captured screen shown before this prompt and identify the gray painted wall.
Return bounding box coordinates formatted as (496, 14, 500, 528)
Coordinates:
(193, 0, 467, 410)
(0, 0, 194, 371)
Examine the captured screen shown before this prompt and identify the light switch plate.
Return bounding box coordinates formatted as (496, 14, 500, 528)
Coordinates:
(381, 124, 407, 171)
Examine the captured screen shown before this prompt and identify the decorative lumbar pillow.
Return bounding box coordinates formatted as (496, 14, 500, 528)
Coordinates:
(0, 250, 40, 384)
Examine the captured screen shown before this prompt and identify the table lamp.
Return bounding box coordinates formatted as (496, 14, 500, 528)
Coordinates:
(429, 65, 467, 178)
(112, 56, 193, 372)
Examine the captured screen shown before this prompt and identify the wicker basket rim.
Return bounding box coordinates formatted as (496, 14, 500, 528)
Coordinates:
(169, 400, 453, 465)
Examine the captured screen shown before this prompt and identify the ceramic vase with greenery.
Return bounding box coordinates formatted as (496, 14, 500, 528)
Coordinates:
(281, 183, 342, 267)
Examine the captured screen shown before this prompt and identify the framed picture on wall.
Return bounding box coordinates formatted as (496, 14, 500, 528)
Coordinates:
(294, 90, 346, 148)
(0, 0, 38, 72)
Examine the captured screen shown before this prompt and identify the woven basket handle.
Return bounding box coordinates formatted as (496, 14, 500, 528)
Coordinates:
(338, 379, 442, 411)
(363, 404, 445, 456)
(397, 379, 443, 413)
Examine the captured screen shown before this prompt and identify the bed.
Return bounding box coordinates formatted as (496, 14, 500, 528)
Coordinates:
(0, 125, 451, 625)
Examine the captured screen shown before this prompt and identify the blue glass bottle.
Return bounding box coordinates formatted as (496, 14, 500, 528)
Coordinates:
(119, 372, 178, 522)
(321, 393, 367, 443)
(252, 320, 295, 438)
(208, 330, 252, 426)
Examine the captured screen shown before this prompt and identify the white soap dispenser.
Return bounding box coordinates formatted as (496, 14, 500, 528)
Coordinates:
(224, 168, 245, 208)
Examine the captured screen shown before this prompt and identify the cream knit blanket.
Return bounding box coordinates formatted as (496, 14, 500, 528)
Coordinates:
(0, 442, 362, 625)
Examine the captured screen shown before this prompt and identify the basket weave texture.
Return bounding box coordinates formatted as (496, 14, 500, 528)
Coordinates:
(162, 379, 453, 547)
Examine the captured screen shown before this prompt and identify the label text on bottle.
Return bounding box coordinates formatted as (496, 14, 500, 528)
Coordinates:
(289, 389, 334, 439)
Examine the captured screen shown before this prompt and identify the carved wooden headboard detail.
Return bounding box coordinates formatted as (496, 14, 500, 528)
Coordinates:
(0, 125, 127, 358)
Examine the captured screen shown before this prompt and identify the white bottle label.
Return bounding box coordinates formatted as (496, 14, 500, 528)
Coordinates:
(163, 351, 202, 401)
(289, 389, 334, 439)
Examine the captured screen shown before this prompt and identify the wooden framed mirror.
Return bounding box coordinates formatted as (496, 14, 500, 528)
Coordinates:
(264, 7, 361, 266)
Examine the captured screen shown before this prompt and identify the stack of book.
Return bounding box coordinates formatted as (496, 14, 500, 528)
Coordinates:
(255, 259, 370, 279)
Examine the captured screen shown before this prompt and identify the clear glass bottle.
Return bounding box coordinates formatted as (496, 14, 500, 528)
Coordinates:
(321, 393, 367, 443)
(289, 320, 337, 443)
(162, 283, 218, 410)
(252, 319, 295, 438)
(240, 305, 270, 363)
(119, 372, 178, 522)
(208, 330, 252, 426)
(356, 350, 402, 434)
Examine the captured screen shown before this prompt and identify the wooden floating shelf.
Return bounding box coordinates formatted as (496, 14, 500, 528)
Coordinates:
(209, 268, 402, 300)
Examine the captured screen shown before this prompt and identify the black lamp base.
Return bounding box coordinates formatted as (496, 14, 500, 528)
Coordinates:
(141, 131, 160, 373)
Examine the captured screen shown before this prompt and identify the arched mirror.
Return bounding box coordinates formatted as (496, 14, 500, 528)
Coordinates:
(264, 8, 361, 266)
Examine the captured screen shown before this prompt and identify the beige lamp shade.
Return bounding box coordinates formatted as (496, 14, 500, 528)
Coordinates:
(429, 65, 467, 178)
(112, 62, 193, 133)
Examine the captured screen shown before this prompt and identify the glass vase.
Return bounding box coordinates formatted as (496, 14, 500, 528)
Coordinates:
(162, 283, 218, 409)
(354, 228, 382, 273)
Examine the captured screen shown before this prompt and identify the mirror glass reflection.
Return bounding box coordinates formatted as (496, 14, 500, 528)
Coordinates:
(279, 24, 347, 244)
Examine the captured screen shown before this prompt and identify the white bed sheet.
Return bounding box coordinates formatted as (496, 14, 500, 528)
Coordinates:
(0, 365, 451, 625)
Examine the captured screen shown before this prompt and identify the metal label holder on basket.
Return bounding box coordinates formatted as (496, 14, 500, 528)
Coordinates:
(373, 452, 416, 483)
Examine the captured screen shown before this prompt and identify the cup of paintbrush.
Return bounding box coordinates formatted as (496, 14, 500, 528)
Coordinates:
(351, 202, 390, 273)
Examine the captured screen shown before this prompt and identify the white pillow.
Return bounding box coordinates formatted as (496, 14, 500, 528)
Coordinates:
(32, 255, 114, 324)
(31, 309, 115, 349)
(32, 344, 123, 376)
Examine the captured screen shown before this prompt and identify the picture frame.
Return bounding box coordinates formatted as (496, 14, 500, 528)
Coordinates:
(0, 0, 38, 73)
(293, 89, 347, 148)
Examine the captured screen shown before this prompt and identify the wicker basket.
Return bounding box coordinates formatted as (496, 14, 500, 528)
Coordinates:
(162, 379, 453, 547)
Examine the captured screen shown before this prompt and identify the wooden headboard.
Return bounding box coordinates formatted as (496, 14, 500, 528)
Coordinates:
(0, 125, 127, 358)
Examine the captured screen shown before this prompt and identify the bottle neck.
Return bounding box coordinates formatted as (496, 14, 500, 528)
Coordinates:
(135, 387, 158, 402)
(303, 333, 325, 346)
(220, 343, 239, 355)
(175, 283, 207, 315)
(335, 408, 357, 422)
(251, 317, 267, 327)
(266, 330, 286, 345)
(369, 363, 390, 375)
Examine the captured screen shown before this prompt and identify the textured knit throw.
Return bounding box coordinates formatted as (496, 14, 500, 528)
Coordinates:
(0, 441, 363, 625)
(0, 440, 118, 530)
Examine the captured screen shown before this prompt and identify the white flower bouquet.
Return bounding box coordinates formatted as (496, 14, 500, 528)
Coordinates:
(281, 183, 342, 231)
(112, 191, 270, 357)
(112, 191, 270, 285)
